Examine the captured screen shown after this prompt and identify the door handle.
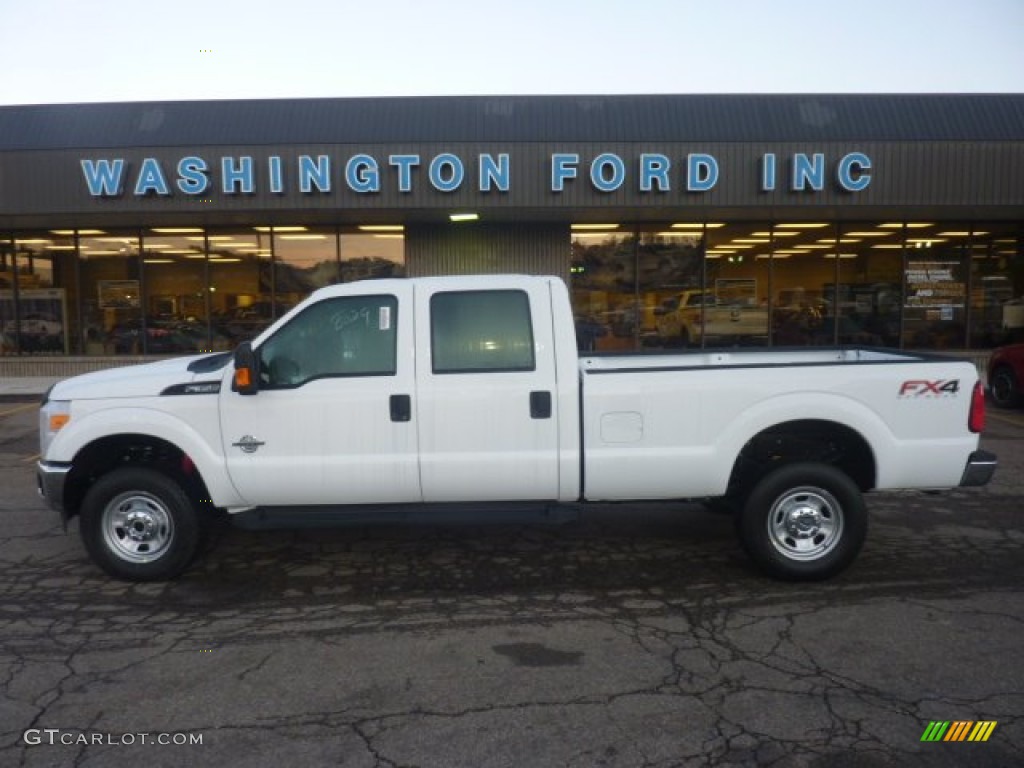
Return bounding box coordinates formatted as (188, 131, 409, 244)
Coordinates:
(530, 391, 552, 419)
(390, 394, 412, 422)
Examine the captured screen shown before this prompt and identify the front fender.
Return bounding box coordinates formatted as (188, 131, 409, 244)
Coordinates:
(47, 403, 244, 508)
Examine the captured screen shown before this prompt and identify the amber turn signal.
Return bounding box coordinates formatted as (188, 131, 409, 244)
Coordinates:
(234, 367, 252, 389)
(49, 413, 70, 431)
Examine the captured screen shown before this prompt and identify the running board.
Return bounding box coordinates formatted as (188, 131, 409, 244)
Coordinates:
(230, 502, 580, 530)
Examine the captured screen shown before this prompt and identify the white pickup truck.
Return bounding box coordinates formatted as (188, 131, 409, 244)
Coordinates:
(37, 275, 996, 582)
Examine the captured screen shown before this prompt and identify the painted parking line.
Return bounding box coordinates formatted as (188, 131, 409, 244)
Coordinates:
(0, 402, 38, 418)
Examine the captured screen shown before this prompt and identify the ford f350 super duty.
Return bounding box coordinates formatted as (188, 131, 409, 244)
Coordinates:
(37, 275, 996, 582)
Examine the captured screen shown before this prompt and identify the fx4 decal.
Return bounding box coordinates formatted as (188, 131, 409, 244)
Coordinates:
(899, 379, 961, 397)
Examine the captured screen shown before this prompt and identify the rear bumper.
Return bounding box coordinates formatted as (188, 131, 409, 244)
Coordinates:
(959, 450, 997, 487)
(36, 461, 71, 514)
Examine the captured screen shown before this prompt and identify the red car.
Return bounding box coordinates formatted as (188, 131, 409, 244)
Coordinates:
(988, 343, 1024, 408)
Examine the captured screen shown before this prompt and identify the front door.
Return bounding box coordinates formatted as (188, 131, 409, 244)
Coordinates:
(219, 283, 420, 506)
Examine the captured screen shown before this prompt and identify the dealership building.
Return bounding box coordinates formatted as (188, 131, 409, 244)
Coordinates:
(1, 93, 1022, 365)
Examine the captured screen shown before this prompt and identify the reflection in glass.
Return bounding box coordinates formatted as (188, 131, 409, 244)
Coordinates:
(702, 224, 770, 347)
(836, 223, 903, 348)
(273, 227, 338, 313)
(79, 233, 142, 355)
(969, 225, 1022, 347)
(1, 232, 69, 355)
(639, 231, 703, 348)
(570, 230, 637, 351)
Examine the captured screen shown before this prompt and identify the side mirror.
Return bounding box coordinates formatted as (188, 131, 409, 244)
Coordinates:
(232, 341, 260, 395)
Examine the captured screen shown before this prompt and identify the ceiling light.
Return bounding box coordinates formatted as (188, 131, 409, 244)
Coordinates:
(151, 227, 204, 234)
(358, 225, 405, 232)
(15, 239, 51, 244)
(843, 231, 892, 237)
(775, 223, 830, 229)
(937, 231, 988, 237)
(571, 224, 618, 231)
(373, 234, 405, 239)
(880, 222, 934, 229)
(254, 226, 308, 233)
(144, 258, 175, 264)
(279, 234, 328, 240)
(45, 245, 77, 251)
(871, 244, 904, 249)
(731, 238, 770, 244)
(51, 229, 106, 235)
(450, 213, 479, 222)
(671, 222, 725, 229)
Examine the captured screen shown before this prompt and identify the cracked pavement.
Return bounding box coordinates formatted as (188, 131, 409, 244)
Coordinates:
(1, 399, 1022, 767)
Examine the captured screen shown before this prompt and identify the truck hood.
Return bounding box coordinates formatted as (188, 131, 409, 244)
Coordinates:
(47, 353, 231, 401)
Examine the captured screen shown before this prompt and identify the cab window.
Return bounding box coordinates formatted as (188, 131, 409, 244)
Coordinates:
(258, 295, 397, 388)
(431, 290, 535, 374)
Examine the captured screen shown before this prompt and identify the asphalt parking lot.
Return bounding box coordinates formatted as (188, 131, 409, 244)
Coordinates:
(1, 396, 1022, 767)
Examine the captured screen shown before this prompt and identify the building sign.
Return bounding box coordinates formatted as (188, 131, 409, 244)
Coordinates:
(905, 261, 965, 310)
(79, 151, 872, 198)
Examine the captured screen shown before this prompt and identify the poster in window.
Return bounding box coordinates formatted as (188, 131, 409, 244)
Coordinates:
(98, 280, 141, 309)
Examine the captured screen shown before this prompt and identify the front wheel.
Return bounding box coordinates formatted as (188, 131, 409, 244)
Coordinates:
(80, 467, 201, 581)
(737, 462, 867, 581)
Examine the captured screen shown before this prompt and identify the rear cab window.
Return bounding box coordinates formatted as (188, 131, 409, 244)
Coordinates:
(430, 290, 535, 374)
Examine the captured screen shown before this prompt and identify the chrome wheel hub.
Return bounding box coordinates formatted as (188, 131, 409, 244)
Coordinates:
(768, 487, 843, 561)
(102, 492, 174, 563)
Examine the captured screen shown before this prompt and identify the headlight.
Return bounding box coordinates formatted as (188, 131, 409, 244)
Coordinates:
(39, 400, 71, 457)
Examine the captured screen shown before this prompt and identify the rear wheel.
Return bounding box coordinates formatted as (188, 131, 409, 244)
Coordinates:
(737, 462, 866, 580)
(80, 467, 201, 581)
(989, 365, 1020, 409)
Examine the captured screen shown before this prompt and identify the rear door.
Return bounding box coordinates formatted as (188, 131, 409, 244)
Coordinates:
(414, 281, 561, 502)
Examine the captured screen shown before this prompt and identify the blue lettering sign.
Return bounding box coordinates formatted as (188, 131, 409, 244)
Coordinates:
(429, 154, 464, 192)
(837, 152, 872, 191)
(346, 154, 380, 193)
(81, 159, 125, 196)
(551, 153, 579, 192)
(299, 155, 331, 193)
(221, 156, 255, 194)
(640, 154, 670, 192)
(479, 153, 510, 192)
(687, 153, 719, 192)
(268, 156, 284, 194)
(791, 153, 825, 191)
(176, 156, 209, 195)
(761, 153, 777, 192)
(134, 158, 171, 196)
(590, 153, 625, 192)
(389, 154, 420, 193)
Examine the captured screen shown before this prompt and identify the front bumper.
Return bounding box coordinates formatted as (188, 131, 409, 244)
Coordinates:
(959, 450, 998, 487)
(37, 461, 71, 514)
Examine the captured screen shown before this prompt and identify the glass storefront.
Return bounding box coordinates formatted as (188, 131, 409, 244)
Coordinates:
(1, 220, 1020, 357)
(0, 226, 405, 356)
(569, 220, 1022, 353)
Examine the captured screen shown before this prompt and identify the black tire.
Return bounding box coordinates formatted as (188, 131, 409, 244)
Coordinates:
(737, 462, 866, 581)
(79, 467, 201, 581)
(989, 365, 1020, 409)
